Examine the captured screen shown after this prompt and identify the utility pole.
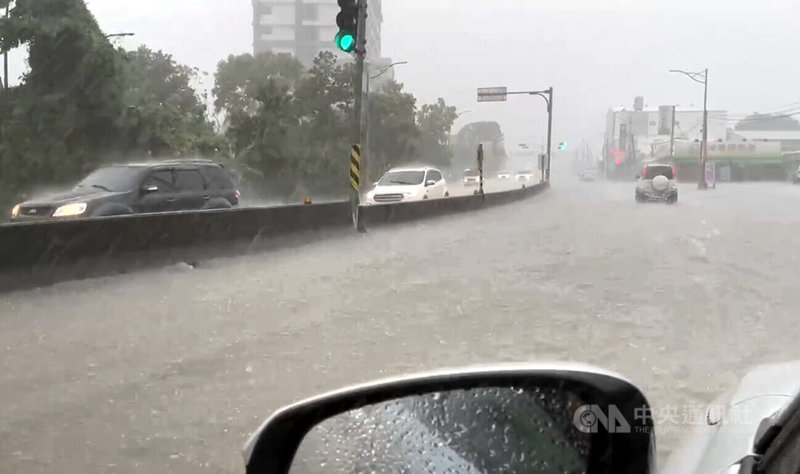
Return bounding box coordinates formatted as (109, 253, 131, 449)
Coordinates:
(669, 105, 676, 158)
(545, 87, 553, 181)
(669, 68, 709, 189)
(701, 68, 709, 188)
(3, 2, 9, 90)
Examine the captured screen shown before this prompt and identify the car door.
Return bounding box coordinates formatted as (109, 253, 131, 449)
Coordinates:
(173, 168, 208, 210)
(427, 169, 446, 197)
(135, 168, 178, 213)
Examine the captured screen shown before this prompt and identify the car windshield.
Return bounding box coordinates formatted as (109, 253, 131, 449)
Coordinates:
(379, 171, 425, 186)
(644, 166, 674, 180)
(74, 167, 141, 192)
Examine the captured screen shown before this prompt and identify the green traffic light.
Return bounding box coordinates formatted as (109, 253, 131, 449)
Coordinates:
(335, 30, 356, 52)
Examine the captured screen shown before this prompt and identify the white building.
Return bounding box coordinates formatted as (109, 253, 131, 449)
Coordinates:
(604, 97, 728, 163)
(252, 0, 383, 66)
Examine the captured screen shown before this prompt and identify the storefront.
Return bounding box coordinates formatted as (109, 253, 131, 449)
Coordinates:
(662, 141, 787, 182)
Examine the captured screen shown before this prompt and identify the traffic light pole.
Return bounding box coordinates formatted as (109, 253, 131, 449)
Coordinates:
(545, 87, 553, 182)
(477, 87, 553, 182)
(350, 0, 368, 232)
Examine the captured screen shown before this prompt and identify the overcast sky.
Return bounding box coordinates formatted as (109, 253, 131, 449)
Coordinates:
(6, 0, 800, 151)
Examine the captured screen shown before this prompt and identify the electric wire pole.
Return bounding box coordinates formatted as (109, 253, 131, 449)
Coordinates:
(670, 68, 709, 189)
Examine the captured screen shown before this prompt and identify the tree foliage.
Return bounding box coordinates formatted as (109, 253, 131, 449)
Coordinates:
(120, 46, 223, 158)
(215, 51, 458, 199)
(0, 0, 223, 208)
(452, 121, 508, 172)
(0, 0, 459, 210)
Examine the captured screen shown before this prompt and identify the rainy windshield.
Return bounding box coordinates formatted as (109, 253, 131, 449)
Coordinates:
(75, 167, 141, 192)
(1, 0, 798, 473)
(378, 170, 425, 186)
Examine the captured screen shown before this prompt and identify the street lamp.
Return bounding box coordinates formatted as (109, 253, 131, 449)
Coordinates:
(369, 61, 408, 80)
(670, 68, 709, 189)
(449, 110, 471, 147)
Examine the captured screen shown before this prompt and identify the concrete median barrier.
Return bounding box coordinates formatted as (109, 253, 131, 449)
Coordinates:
(0, 201, 351, 269)
(0, 182, 549, 289)
(365, 182, 548, 224)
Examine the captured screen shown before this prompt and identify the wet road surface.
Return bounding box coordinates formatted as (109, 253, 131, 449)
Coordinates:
(3, 175, 800, 473)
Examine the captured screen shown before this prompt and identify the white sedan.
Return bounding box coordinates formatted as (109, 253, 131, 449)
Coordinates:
(367, 166, 449, 204)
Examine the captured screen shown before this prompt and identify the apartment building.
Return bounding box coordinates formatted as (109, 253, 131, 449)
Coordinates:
(252, 0, 383, 66)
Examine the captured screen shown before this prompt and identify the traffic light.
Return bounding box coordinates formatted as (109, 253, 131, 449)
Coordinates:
(558, 141, 567, 151)
(335, 0, 359, 53)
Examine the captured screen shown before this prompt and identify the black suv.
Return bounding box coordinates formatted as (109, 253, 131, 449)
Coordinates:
(10, 159, 239, 221)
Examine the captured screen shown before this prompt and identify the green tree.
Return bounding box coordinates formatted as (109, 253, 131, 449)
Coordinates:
(0, 0, 124, 201)
(120, 46, 223, 158)
(367, 80, 419, 179)
(416, 98, 457, 168)
(453, 121, 507, 172)
(214, 51, 307, 197)
(214, 51, 304, 118)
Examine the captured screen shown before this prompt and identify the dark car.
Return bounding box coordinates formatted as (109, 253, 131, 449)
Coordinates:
(10, 159, 239, 221)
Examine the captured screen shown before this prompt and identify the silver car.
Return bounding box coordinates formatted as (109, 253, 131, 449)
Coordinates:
(635, 164, 678, 203)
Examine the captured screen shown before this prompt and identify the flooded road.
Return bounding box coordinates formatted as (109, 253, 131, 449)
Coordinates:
(3, 175, 800, 473)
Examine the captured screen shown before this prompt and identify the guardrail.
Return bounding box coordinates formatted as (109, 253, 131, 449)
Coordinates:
(0, 182, 549, 289)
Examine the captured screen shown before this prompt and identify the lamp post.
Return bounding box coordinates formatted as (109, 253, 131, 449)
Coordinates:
(105, 32, 135, 40)
(369, 60, 408, 80)
(670, 68, 709, 189)
(449, 110, 471, 147)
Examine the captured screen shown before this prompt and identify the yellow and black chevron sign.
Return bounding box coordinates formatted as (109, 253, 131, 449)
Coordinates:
(350, 144, 361, 191)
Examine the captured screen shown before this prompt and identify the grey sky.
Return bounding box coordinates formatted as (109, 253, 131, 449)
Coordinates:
(6, 0, 800, 151)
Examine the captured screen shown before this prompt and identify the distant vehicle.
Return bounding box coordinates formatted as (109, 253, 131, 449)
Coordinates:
(497, 172, 512, 180)
(10, 159, 239, 221)
(635, 164, 678, 203)
(463, 169, 481, 186)
(515, 170, 535, 182)
(793, 164, 800, 184)
(367, 166, 449, 204)
(578, 169, 597, 182)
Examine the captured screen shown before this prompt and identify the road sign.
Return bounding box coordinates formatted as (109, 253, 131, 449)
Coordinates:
(477, 86, 508, 102)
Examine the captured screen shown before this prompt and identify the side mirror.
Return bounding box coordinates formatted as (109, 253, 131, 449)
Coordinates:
(142, 185, 158, 194)
(243, 364, 655, 474)
(425, 180, 437, 187)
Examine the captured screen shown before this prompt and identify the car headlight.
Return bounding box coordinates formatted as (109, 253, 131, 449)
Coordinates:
(53, 202, 87, 217)
(11, 204, 20, 218)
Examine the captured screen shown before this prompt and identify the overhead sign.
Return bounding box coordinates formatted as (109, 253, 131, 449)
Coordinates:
(477, 86, 508, 102)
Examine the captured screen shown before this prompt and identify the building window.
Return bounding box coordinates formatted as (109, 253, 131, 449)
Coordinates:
(302, 4, 318, 21)
(649, 121, 656, 126)
(263, 5, 272, 15)
(261, 25, 273, 36)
